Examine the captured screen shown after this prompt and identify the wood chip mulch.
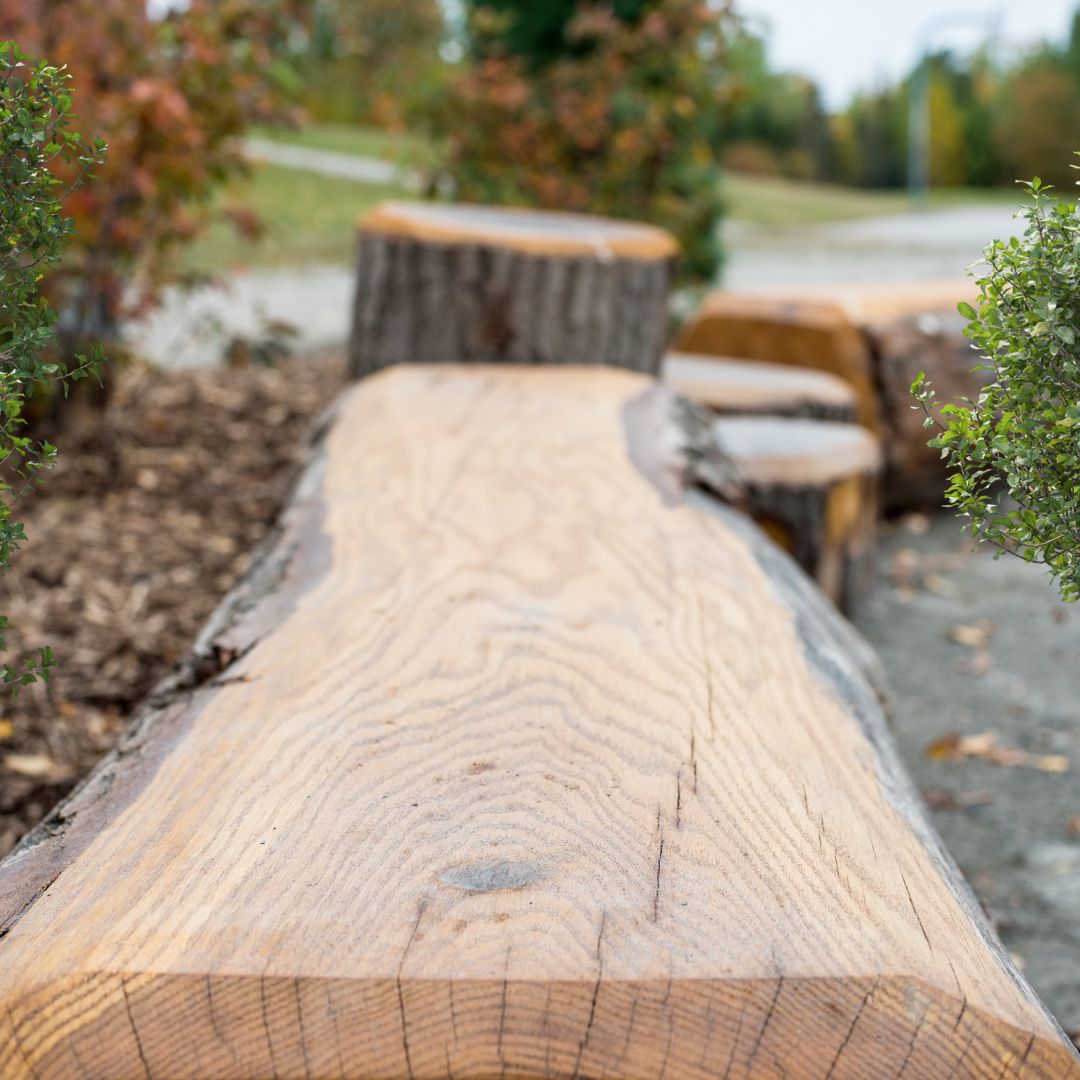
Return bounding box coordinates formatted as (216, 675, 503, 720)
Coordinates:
(0, 351, 346, 858)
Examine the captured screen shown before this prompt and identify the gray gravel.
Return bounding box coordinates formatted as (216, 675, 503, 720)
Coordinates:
(854, 512, 1080, 1036)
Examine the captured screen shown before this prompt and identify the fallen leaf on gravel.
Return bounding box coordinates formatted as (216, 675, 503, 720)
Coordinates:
(4, 752, 57, 778)
(924, 730, 1070, 772)
(1067, 815, 1080, 836)
(949, 620, 997, 648)
(1034, 754, 1071, 773)
(921, 787, 994, 811)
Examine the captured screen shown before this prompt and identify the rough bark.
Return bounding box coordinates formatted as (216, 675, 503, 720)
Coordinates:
(350, 227, 673, 378)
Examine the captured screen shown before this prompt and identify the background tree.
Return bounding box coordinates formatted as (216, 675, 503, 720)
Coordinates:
(0, 0, 309, 364)
(996, 59, 1080, 188)
(422, 0, 737, 282)
(0, 42, 106, 687)
(300, 0, 445, 127)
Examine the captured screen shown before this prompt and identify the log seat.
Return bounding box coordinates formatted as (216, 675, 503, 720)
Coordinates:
(662, 350, 858, 422)
(0, 365, 1074, 1079)
(349, 201, 677, 379)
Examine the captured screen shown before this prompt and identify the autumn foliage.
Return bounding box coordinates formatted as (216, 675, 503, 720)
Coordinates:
(424, 0, 736, 281)
(0, 0, 308, 356)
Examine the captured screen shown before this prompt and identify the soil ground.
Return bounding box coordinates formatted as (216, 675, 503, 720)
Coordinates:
(855, 513, 1080, 1042)
(0, 350, 346, 856)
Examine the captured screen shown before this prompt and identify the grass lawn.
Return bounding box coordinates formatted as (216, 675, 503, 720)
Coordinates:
(722, 172, 1021, 228)
(181, 163, 409, 272)
(252, 123, 428, 163)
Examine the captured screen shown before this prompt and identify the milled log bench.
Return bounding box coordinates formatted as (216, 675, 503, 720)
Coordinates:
(0, 365, 1076, 1079)
(349, 202, 677, 378)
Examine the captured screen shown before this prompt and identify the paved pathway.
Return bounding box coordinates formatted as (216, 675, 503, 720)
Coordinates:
(245, 137, 421, 189)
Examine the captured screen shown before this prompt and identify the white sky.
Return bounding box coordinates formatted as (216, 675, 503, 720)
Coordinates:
(738, 0, 1080, 109)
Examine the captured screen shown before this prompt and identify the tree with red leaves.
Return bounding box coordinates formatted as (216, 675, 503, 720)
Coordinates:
(0, 0, 309, 359)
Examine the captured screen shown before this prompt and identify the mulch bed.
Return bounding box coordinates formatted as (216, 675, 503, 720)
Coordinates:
(0, 350, 346, 857)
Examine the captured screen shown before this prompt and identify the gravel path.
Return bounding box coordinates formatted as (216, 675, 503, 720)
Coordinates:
(855, 512, 1080, 1039)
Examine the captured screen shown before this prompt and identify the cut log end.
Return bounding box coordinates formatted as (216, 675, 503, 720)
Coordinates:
(663, 350, 858, 422)
(712, 415, 882, 611)
(349, 202, 675, 380)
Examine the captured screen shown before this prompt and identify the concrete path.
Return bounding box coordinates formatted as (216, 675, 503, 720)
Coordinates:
(721, 204, 1022, 290)
(245, 137, 421, 190)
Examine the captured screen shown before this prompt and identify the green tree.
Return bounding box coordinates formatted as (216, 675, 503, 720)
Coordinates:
(301, 0, 446, 125)
(913, 173, 1080, 601)
(0, 42, 106, 687)
(423, 0, 737, 281)
(465, 0, 651, 68)
(996, 59, 1080, 188)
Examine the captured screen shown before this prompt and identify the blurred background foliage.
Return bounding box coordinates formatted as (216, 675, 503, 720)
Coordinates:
(7, 0, 1080, 303)
(0, 0, 310, 362)
(420, 0, 737, 280)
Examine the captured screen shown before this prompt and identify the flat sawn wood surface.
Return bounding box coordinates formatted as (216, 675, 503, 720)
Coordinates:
(0, 365, 1076, 1078)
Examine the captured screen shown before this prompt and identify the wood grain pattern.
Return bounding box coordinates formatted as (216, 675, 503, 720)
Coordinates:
(0, 365, 1076, 1079)
(349, 202, 674, 379)
(360, 202, 678, 260)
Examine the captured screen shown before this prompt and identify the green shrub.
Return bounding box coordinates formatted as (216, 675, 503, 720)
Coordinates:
(913, 170, 1080, 600)
(0, 41, 106, 687)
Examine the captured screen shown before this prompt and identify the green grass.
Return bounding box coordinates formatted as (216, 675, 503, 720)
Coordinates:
(181, 163, 409, 272)
(252, 123, 427, 163)
(722, 172, 1021, 228)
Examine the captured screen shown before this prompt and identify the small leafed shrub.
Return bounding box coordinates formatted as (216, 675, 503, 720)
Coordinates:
(0, 42, 106, 686)
(913, 169, 1080, 601)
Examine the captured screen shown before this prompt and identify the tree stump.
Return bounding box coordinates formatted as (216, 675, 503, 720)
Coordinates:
(826, 281, 988, 509)
(713, 415, 882, 610)
(349, 201, 677, 378)
(0, 367, 1075, 1079)
(676, 293, 882, 429)
(678, 283, 989, 510)
(663, 350, 858, 422)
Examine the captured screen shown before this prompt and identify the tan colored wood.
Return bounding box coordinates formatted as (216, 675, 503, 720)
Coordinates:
(712, 416, 882, 610)
(360, 201, 678, 260)
(0, 366, 1076, 1079)
(676, 292, 882, 431)
(662, 351, 858, 422)
(350, 203, 676, 379)
(785, 279, 980, 327)
(679, 284, 989, 508)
